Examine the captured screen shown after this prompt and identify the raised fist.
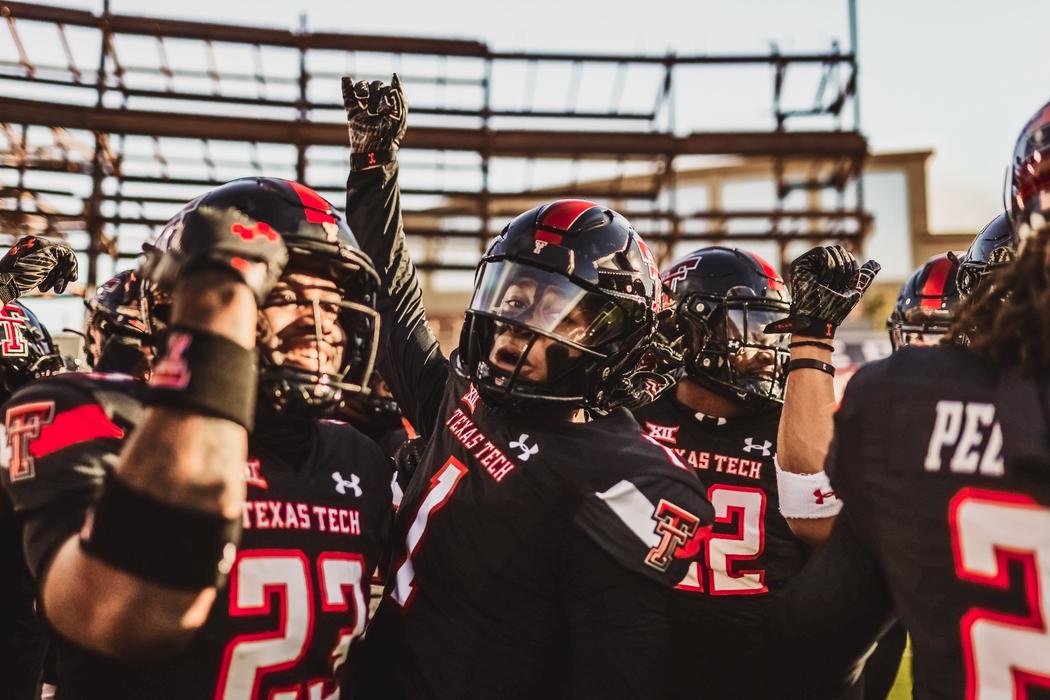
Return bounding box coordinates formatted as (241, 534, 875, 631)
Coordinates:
(0, 235, 79, 304)
(341, 73, 408, 170)
(765, 245, 880, 339)
(142, 205, 289, 305)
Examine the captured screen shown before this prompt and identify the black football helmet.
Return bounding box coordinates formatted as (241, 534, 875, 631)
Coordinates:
(887, 253, 961, 351)
(0, 300, 63, 398)
(84, 269, 151, 375)
(458, 199, 662, 413)
(662, 246, 791, 406)
(140, 177, 380, 417)
(954, 213, 1018, 298)
(1008, 100, 1050, 238)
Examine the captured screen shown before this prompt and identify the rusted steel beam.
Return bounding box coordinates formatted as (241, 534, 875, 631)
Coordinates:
(3, 3, 855, 66)
(0, 96, 866, 160)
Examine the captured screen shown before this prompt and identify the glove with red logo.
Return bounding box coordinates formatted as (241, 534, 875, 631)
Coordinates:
(0, 235, 79, 304)
(142, 205, 289, 305)
(341, 73, 408, 171)
(765, 245, 880, 339)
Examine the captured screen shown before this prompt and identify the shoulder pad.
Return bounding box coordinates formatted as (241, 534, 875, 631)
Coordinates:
(574, 467, 713, 587)
(0, 374, 141, 513)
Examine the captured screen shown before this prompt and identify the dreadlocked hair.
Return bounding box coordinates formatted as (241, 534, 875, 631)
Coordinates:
(944, 228, 1050, 371)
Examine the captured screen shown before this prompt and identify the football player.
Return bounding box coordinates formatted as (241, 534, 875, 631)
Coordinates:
(0, 300, 66, 700)
(341, 76, 714, 699)
(0, 234, 76, 700)
(887, 252, 962, 350)
(631, 247, 805, 698)
(770, 101, 1050, 699)
(0, 178, 394, 697)
(82, 269, 152, 378)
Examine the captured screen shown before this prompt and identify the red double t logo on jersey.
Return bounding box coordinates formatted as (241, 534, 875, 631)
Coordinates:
(645, 499, 702, 572)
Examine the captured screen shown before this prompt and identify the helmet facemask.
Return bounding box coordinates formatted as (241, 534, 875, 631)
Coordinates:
(677, 289, 790, 406)
(460, 259, 646, 412)
(256, 254, 379, 418)
(140, 255, 379, 420)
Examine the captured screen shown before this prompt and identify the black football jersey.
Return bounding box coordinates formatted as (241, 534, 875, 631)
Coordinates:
(350, 374, 715, 699)
(633, 393, 807, 699)
(0, 372, 393, 699)
(0, 489, 47, 699)
(803, 345, 1050, 700)
(345, 160, 715, 698)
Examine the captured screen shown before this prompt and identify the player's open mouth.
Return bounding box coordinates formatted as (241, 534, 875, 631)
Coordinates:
(491, 345, 531, 374)
(280, 338, 342, 374)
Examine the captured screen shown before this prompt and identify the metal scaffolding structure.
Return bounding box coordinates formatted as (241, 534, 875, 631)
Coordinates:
(0, 0, 870, 286)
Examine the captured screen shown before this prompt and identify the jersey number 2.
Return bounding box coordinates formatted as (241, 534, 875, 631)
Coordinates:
(677, 485, 766, 595)
(950, 488, 1050, 699)
(216, 549, 366, 700)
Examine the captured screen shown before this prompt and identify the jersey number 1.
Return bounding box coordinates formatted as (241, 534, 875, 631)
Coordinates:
(950, 488, 1050, 699)
(391, 457, 468, 608)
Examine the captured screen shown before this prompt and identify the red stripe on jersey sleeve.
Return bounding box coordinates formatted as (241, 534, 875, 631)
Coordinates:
(31, 404, 125, 459)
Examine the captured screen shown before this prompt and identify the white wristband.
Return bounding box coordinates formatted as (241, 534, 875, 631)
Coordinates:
(775, 458, 843, 519)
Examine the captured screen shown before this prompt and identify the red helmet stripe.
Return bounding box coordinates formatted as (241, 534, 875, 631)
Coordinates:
(750, 252, 784, 291)
(540, 199, 598, 231)
(920, 257, 952, 309)
(288, 181, 336, 224)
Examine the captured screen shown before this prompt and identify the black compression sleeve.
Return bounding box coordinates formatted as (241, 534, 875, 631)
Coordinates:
(346, 162, 450, 440)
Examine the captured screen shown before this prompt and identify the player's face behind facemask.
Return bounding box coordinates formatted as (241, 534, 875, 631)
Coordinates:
(692, 295, 789, 404)
(256, 259, 379, 417)
(465, 260, 637, 403)
(260, 271, 346, 377)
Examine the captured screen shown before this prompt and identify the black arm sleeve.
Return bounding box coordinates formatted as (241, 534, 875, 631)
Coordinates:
(764, 506, 895, 700)
(563, 524, 675, 699)
(346, 163, 450, 440)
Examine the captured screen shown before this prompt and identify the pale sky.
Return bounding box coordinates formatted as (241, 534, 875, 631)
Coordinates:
(10, 0, 1050, 331)
(81, 0, 1047, 235)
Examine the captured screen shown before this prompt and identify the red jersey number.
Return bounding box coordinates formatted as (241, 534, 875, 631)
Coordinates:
(950, 488, 1050, 700)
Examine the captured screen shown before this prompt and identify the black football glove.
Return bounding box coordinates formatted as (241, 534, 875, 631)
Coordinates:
(394, 436, 427, 492)
(141, 206, 289, 305)
(0, 235, 79, 304)
(341, 73, 408, 170)
(765, 245, 880, 339)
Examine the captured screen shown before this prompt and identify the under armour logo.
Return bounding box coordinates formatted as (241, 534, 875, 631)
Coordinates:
(509, 434, 539, 461)
(813, 488, 837, 505)
(332, 471, 362, 497)
(742, 437, 772, 456)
